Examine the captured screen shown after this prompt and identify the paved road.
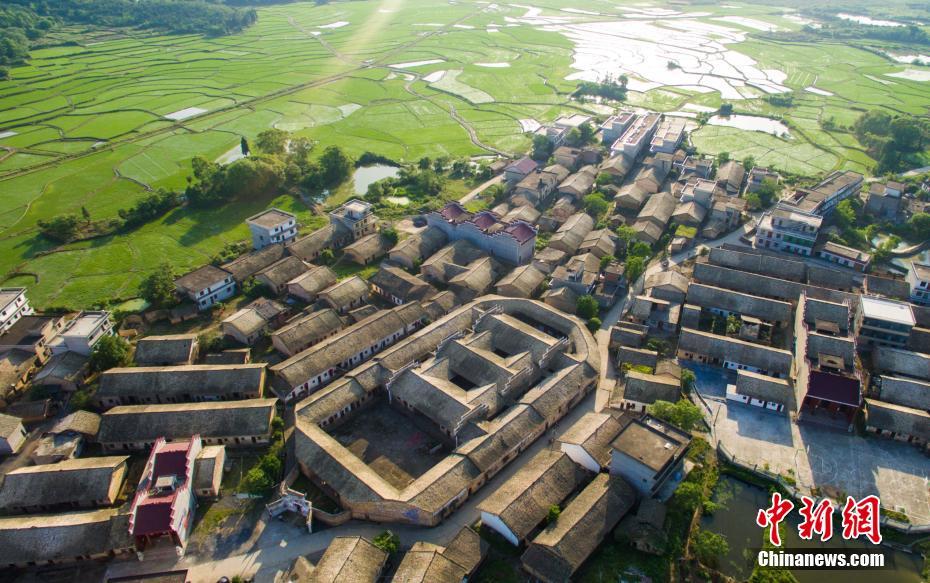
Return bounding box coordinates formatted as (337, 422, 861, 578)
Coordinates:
(104, 392, 598, 583)
(458, 174, 503, 205)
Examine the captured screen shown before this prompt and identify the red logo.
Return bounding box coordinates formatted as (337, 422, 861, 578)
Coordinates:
(756, 492, 794, 546)
(756, 493, 883, 545)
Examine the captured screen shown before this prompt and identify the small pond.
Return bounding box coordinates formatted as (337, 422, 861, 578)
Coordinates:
(707, 114, 790, 137)
(701, 476, 925, 582)
(353, 164, 400, 195)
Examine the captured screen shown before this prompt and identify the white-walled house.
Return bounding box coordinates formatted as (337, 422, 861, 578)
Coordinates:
(53, 311, 114, 356)
(174, 266, 236, 310)
(0, 288, 33, 333)
(246, 208, 297, 250)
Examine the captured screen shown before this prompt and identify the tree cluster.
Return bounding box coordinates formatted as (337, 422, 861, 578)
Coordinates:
(118, 188, 181, 228)
(650, 398, 702, 431)
(575, 74, 628, 101)
(0, 4, 54, 69)
(853, 111, 930, 173)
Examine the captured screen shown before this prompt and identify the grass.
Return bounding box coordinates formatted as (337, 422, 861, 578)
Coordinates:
(2, 1, 929, 308)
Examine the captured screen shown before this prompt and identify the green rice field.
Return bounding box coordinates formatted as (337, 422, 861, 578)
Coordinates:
(1, 0, 929, 308)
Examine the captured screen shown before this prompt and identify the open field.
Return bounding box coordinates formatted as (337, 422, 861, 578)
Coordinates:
(1, 0, 929, 307)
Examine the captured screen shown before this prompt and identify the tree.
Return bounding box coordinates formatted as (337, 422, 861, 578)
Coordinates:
(692, 529, 729, 568)
(532, 134, 553, 161)
(718, 103, 733, 116)
(672, 481, 703, 513)
(255, 128, 289, 156)
(381, 226, 399, 246)
(89, 335, 131, 372)
(906, 212, 930, 240)
(627, 241, 651, 259)
(744, 192, 762, 211)
(373, 531, 400, 554)
(615, 225, 637, 257)
(546, 504, 561, 523)
(318, 146, 353, 187)
(754, 178, 780, 208)
(583, 192, 609, 219)
(726, 314, 741, 335)
(240, 136, 250, 157)
(646, 338, 668, 355)
(139, 263, 178, 308)
(599, 254, 616, 270)
(624, 256, 645, 285)
(418, 156, 431, 170)
(319, 248, 335, 265)
(37, 214, 80, 243)
(81, 206, 91, 222)
(717, 151, 730, 164)
(650, 398, 703, 431)
(681, 369, 696, 394)
(587, 317, 601, 332)
(578, 122, 595, 145)
(242, 466, 274, 494)
(576, 295, 599, 319)
(742, 156, 755, 171)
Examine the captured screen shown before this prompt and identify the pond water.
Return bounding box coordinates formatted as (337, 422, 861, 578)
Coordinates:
(837, 13, 904, 27)
(707, 114, 790, 136)
(353, 164, 400, 195)
(702, 476, 925, 582)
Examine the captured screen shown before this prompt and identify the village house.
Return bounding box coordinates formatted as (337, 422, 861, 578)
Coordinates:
(0, 456, 128, 514)
(633, 191, 676, 245)
(521, 474, 636, 583)
(558, 412, 625, 472)
(0, 288, 33, 333)
(907, 263, 930, 306)
(222, 297, 288, 345)
(311, 537, 388, 583)
(97, 398, 277, 451)
(557, 165, 597, 200)
(129, 437, 199, 555)
(609, 415, 690, 497)
(174, 265, 236, 310)
(577, 229, 617, 259)
(0, 314, 63, 364)
(619, 498, 669, 555)
(134, 334, 198, 366)
(512, 165, 571, 207)
(369, 265, 435, 305)
(271, 309, 344, 357)
(649, 117, 685, 154)
(478, 450, 588, 546)
(716, 160, 746, 196)
(817, 241, 872, 272)
(287, 264, 338, 303)
(96, 363, 266, 407)
(0, 509, 133, 569)
(601, 111, 636, 144)
(51, 310, 114, 356)
(427, 203, 537, 265)
(856, 295, 916, 349)
(318, 276, 370, 314)
(598, 155, 633, 182)
(747, 166, 780, 192)
(504, 156, 538, 185)
(220, 243, 286, 284)
(495, 264, 546, 298)
(678, 155, 714, 180)
(32, 410, 100, 464)
(344, 233, 390, 265)
(388, 226, 448, 269)
(246, 208, 297, 250)
(553, 146, 582, 170)
(782, 170, 863, 217)
(550, 253, 600, 296)
(271, 303, 426, 401)
(754, 203, 823, 257)
(285, 225, 335, 263)
(329, 199, 377, 243)
(194, 444, 226, 497)
(614, 366, 682, 412)
(33, 351, 90, 394)
(865, 399, 930, 449)
(421, 240, 486, 283)
(256, 256, 310, 295)
(549, 212, 595, 255)
(865, 181, 904, 220)
(611, 113, 660, 159)
(393, 527, 487, 583)
(0, 412, 27, 455)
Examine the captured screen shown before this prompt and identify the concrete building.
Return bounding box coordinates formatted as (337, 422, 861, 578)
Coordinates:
(54, 311, 114, 355)
(246, 208, 297, 250)
(747, 166, 780, 193)
(907, 263, 930, 306)
(611, 113, 660, 159)
(865, 181, 904, 220)
(174, 265, 236, 310)
(427, 202, 537, 265)
(0, 288, 33, 333)
(0, 314, 64, 364)
(609, 415, 690, 497)
(329, 199, 377, 243)
(754, 203, 823, 257)
(782, 170, 863, 216)
(601, 111, 635, 144)
(856, 295, 916, 349)
(649, 117, 685, 154)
